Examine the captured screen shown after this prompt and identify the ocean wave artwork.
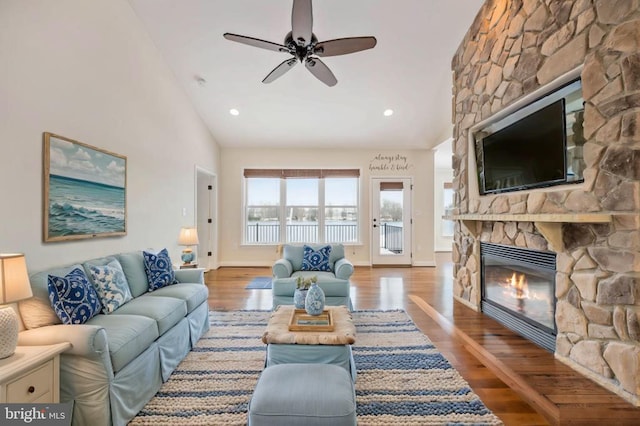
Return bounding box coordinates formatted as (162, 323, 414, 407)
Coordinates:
(48, 175, 125, 237)
(44, 133, 126, 241)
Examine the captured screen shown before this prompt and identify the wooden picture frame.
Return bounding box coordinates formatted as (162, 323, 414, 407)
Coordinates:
(43, 132, 127, 242)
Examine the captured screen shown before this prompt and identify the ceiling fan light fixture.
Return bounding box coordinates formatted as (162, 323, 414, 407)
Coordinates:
(229, 108, 240, 116)
(383, 109, 394, 117)
(223, 0, 376, 87)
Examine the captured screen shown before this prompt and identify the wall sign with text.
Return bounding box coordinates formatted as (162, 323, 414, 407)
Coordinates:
(369, 154, 414, 173)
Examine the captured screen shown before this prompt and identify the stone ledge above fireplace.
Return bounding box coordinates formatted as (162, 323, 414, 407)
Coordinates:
(446, 212, 637, 252)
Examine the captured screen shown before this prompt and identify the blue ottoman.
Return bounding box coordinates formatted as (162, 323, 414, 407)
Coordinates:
(248, 364, 357, 426)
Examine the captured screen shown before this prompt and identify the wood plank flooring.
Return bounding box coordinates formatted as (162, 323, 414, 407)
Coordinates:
(205, 253, 640, 425)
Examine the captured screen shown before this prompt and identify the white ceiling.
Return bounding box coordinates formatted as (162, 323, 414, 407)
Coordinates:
(128, 0, 484, 150)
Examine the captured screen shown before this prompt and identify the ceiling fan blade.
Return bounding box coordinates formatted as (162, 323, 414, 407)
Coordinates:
(305, 57, 337, 87)
(223, 33, 289, 53)
(314, 36, 377, 57)
(262, 58, 298, 83)
(291, 0, 313, 46)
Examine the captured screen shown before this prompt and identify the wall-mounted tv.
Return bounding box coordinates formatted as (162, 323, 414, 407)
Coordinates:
(475, 79, 584, 195)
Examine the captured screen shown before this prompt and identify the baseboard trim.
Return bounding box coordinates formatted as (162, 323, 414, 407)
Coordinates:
(218, 261, 274, 267)
(412, 260, 436, 267)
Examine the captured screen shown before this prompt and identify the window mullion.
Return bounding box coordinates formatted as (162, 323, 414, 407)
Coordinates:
(318, 179, 325, 242)
(280, 178, 286, 243)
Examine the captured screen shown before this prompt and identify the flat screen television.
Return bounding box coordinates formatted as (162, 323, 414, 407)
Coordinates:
(476, 99, 568, 195)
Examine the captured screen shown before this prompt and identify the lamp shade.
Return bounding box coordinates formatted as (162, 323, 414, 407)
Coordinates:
(178, 227, 199, 246)
(0, 254, 33, 304)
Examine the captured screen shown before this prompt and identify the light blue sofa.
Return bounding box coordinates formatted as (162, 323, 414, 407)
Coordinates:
(17, 250, 210, 426)
(272, 243, 354, 309)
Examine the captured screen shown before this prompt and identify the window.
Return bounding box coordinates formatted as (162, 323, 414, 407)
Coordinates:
(245, 177, 281, 243)
(325, 178, 358, 243)
(244, 169, 359, 244)
(286, 178, 319, 242)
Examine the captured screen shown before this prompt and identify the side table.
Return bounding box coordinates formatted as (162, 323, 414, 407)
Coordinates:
(179, 263, 198, 269)
(0, 342, 71, 403)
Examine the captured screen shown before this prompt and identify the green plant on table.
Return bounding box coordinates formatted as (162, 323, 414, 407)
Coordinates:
(296, 275, 317, 290)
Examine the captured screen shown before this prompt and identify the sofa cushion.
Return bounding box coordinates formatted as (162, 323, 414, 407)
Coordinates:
(87, 314, 159, 373)
(145, 283, 208, 313)
(111, 295, 187, 335)
(48, 267, 102, 325)
(143, 249, 177, 291)
(116, 251, 149, 298)
(86, 260, 133, 314)
(290, 273, 350, 297)
(301, 245, 332, 272)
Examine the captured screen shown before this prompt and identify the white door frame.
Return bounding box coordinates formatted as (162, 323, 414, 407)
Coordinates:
(195, 166, 217, 270)
(370, 177, 412, 265)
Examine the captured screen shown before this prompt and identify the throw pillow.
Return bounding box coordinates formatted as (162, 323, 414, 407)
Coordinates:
(48, 268, 102, 325)
(143, 248, 177, 291)
(301, 245, 332, 272)
(88, 260, 133, 314)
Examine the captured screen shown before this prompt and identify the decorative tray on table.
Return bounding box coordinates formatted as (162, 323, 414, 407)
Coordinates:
(288, 309, 334, 331)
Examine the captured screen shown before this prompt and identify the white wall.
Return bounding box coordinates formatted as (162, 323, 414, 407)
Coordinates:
(219, 147, 436, 267)
(0, 0, 220, 271)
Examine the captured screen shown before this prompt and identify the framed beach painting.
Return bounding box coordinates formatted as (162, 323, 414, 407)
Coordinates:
(43, 132, 127, 242)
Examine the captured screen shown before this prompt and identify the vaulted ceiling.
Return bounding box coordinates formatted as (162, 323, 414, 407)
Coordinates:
(128, 0, 484, 150)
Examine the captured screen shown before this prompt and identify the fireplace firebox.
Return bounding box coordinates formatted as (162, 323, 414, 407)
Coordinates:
(480, 243, 556, 352)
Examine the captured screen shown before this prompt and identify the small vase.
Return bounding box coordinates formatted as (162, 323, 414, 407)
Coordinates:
(305, 283, 325, 316)
(293, 289, 308, 309)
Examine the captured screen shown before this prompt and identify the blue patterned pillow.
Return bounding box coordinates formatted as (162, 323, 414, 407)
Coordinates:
(143, 248, 177, 291)
(301, 245, 332, 272)
(88, 260, 133, 314)
(48, 268, 102, 325)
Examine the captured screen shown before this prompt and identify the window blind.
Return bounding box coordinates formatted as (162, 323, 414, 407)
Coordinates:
(244, 168, 360, 178)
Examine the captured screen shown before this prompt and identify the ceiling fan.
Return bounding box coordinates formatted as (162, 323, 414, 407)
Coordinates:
(223, 0, 377, 87)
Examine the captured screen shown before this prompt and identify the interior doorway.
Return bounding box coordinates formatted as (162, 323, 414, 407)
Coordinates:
(370, 177, 412, 265)
(196, 167, 216, 270)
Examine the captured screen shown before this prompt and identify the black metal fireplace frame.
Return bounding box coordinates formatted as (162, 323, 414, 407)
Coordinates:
(480, 242, 557, 352)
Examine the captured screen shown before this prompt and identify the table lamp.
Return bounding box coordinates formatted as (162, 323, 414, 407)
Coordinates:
(178, 227, 199, 265)
(0, 253, 33, 359)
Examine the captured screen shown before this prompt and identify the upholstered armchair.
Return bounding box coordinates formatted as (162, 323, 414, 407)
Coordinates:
(272, 243, 354, 309)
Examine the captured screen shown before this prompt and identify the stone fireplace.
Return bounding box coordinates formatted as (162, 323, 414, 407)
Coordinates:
(450, 0, 640, 406)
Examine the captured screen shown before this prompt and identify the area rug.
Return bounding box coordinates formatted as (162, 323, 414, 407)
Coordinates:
(244, 276, 272, 289)
(129, 310, 502, 425)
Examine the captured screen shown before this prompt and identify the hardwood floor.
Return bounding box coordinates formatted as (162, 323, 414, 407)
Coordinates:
(205, 253, 640, 425)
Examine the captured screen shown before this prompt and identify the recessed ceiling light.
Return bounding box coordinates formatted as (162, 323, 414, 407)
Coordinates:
(383, 109, 394, 116)
(229, 108, 240, 116)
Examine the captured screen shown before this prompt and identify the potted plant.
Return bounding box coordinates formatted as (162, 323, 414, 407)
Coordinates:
(294, 276, 317, 309)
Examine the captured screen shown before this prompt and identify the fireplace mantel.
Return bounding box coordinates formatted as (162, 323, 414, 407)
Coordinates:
(446, 213, 623, 252)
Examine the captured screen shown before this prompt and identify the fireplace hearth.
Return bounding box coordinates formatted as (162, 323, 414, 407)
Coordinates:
(480, 243, 556, 352)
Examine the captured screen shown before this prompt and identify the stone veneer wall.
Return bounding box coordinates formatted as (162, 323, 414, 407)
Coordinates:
(451, 0, 640, 405)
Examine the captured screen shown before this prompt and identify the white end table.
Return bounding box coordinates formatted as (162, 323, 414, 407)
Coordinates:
(0, 342, 71, 403)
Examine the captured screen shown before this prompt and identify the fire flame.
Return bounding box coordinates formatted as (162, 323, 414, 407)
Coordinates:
(509, 272, 529, 299)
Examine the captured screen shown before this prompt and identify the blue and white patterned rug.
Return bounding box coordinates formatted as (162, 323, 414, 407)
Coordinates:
(130, 310, 502, 425)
